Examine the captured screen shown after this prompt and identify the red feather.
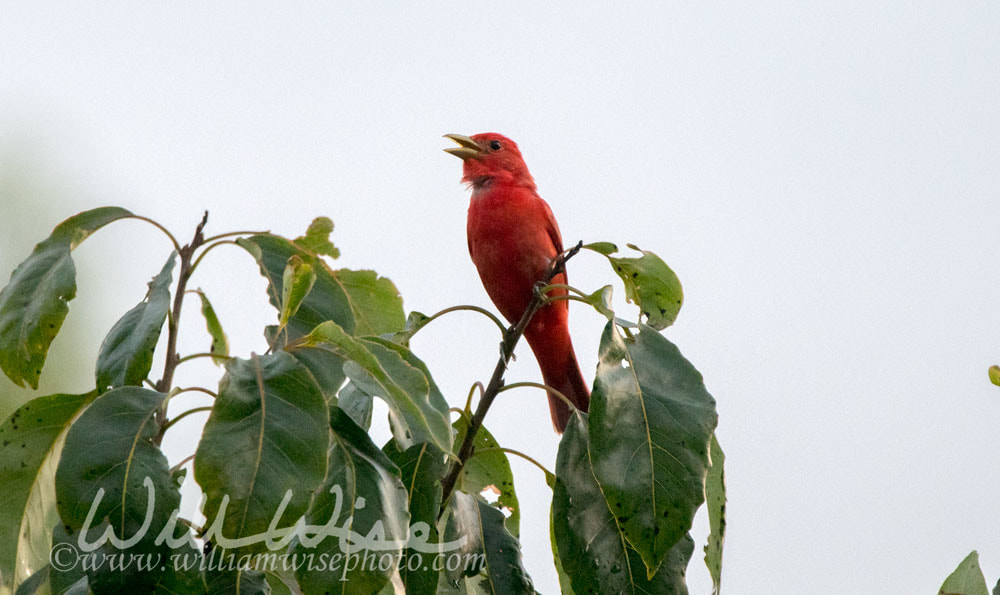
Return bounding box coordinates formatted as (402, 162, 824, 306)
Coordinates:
(458, 132, 590, 432)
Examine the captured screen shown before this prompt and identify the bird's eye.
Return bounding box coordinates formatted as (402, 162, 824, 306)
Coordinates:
(489, 140, 502, 151)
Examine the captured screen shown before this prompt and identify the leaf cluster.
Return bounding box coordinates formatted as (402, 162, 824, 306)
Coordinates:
(0, 208, 726, 594)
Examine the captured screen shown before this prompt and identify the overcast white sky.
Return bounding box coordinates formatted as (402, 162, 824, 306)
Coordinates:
(2, 3, 999, 593)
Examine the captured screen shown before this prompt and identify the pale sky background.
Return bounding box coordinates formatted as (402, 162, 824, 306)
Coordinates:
(2, 3, 999, 593)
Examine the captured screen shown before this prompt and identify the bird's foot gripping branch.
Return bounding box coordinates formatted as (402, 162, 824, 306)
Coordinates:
(0, 208, 725, 594)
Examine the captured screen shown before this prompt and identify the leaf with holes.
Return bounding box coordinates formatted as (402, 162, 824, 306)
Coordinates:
(0, 392, 97, 593)
(552, 411, 694, 594)
(585, 242, 683, 329)
(440, 491, 534, 594)
(292, 407, 408, 594)
(0, 207, 133, 388)
(588, 322, 717, 578)
(704, 433, 726, 594)
(194, 352, 329, 565)
(452, 416, 519, 537)
(54, 387, 179, 591)
(95, 252, 175, 391)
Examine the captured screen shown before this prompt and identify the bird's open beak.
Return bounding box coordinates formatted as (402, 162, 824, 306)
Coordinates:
(443, 134, 483, 160)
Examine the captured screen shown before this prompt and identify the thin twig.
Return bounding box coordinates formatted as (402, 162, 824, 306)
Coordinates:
(464, 382, 485, 413)
(176, 352, 231, 365)
(497, 381, 578, 413)
(169, 454, 196, 475)
(172, 386, 219, 399)
(189, 239, 240, 274)
(201, 230, 270, 243)
(127, 215, 183, 254)
(439, 241, 583, 510)
(154, 211, 209, 445)
(415, 305, 507, 338)
(473, 446, 554, 480)
(162, 406, 213, 433)
(541, 283, 589, 298)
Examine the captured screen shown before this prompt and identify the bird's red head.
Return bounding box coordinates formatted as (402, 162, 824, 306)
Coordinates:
(444, 132, 536, 190)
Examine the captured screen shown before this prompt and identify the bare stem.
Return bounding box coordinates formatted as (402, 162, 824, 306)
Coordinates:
(127, 214, 183, 254)
(541, 283, 589, 298)
(473, 446, 554, 480)
(172, 386, 219, 399)
(497, 381, 578, 413)
(415, 305, 508, 338)
(176, 352, 231, 365)
(439, 241, 583, 510)
(169, 454, 196, 475)
(154, 211, 209, 445)
(201, 229, 270, 243)
(189, 239, 240, 274)
(162, 406, 213, 433)
(464, 382, 485, 413)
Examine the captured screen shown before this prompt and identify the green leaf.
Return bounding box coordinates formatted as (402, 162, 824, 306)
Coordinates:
(552, 411, 694, 594)
(939, 551, 990, 595)
(293, 216, 340, 259)
(279, 254, 316, 328)
(587, 242, 683, 329)
(588, 322, 717, 577)
(194, 289, 229, 365)
(264, 569, 299, 595)
(205, 568, 268, 595)
(0, 392, 97, 593)
(582, 241, 618, 256)
(49, 524, 86, 595)
(549, 514, 574, 595)
(12, 565, 48, 595)
(94, 252, 176, 391)
(266, 324, 346, 404)
(582, 284, 616, 321)
(704, 433, 726, 594)
(238, 232, 403, 399)
(392, 310, 433, 347)
(292, 407, 409, 594)
(452, 416, 519, 537)
(53, 575, 88, 595)
(294, 321, 452, 453)
(54, 386, 179, 591)
(0, 206, 133, 388)
(989, 365, 1000, 387)
(384, 440, 447, 595)
(338, 381, 373, 429)
(237, 233, 404, 337)
(194, 353, 329, 559)
(150, 543, 206, 594)
(441, 491, 534, 594)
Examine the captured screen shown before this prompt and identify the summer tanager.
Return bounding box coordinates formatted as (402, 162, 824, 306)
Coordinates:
(445, 132, 590, 432)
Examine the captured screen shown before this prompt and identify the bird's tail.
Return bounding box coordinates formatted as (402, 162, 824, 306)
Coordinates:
(528, 329, 591, 433)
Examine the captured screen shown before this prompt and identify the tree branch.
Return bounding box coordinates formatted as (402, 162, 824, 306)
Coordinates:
(439, 241, 583, 509)
(154, 211, 209, 445)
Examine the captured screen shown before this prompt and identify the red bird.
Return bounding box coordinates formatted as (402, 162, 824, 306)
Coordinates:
(445, 132, 590, 432)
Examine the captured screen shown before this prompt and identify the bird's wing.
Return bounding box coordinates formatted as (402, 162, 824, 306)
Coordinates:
(539, 197, 564, 256)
